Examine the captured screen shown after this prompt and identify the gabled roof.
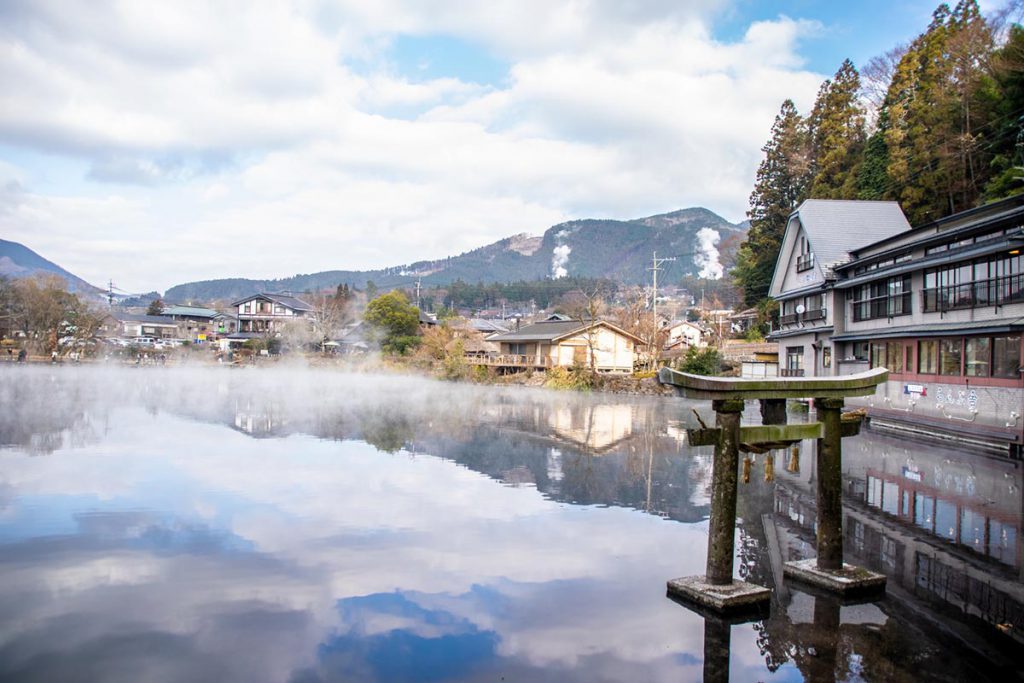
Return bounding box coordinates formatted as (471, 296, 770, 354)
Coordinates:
(231, 293, 314, 312)
(770, 200, 911, 296)
(116, 313, 179, 326)
(469, 318, 509, 333)
(488, 319, 645, 344)
(795, 199, 910, 269)
(162, 305, 218, 318)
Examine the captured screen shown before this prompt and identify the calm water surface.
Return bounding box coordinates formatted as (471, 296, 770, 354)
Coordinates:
(0, 365, 1020, 682)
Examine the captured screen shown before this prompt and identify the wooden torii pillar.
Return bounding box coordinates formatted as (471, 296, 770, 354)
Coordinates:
(657, 367, 889, 612)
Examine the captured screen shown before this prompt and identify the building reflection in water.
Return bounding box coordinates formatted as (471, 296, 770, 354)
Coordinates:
(761, 426, 1024, 678)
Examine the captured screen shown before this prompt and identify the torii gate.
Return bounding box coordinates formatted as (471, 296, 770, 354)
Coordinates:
(658, 367, 889, 613)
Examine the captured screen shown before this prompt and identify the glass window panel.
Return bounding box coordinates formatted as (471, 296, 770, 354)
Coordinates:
(871, 343, 885, 369)
(939, 339, 962, 376)
(988, 519, 1018, 566)
(936, 499, 957, 541)
(959, 508, 985, 550)
(993, 336, 1021, 379)
(882, 481, 900, 515)
(919, 340, 938, 374)
(886, 343, 904, 373)
(965, 337, 991, 377)
(867, 476, 882, 508)
(902, 490, 911, 517)
(915, 494, 935, 532)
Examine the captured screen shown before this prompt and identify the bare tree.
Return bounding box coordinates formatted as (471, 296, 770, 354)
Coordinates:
(860, 44, 908, 122)
(306, 289, 351, 351)
(560, 283, 610, 375)
(612, 286, 660, 372)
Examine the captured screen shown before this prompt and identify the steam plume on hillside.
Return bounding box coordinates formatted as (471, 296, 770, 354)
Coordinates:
(693, 228, 723, 280)
(552, 230, 571, 278)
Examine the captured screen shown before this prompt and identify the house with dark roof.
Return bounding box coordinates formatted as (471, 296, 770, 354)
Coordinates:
(486, 319, 644, 373)
(114, 313, 180, 339)
(161, 305, 220, 342)
(232, 293, 314, 334)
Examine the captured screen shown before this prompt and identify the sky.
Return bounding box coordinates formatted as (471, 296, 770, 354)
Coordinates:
(0, 0, 1008, 294)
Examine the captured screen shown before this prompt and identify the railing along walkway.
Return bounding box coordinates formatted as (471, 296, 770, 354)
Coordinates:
(467, 354, 552, 368)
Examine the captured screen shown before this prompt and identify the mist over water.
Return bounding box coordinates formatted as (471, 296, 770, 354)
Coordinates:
(0, 366, 1019, 682)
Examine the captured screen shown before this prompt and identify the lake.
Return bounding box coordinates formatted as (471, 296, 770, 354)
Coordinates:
(0, 365, 1020, 682)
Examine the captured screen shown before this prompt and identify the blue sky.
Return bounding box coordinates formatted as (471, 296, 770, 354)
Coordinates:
(0, 0, 1013, 293)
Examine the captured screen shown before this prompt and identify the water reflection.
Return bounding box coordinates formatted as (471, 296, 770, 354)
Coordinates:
(0, 366, 1020, 681)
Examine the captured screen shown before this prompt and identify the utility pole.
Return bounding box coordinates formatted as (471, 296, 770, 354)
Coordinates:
(648, 251, 676, 370)
(648, 251, 676, 325)
(108, 280, 115, 308)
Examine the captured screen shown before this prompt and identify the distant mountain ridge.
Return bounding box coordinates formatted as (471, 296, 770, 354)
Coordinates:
(164, 207, 747, 302)
(0, 239, 101, 295)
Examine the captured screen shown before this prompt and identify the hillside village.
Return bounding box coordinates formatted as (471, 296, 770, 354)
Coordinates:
(0, 258, 770, 383)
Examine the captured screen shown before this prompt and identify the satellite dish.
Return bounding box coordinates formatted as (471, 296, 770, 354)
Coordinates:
(795, 304, 806, 314)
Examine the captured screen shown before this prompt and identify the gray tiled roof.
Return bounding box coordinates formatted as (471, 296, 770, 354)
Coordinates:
(116, 313, 179, 325)
(470, 318, 509, 333)
(162, 305, 219, 318)
(796, 200, 911, 270)
(488, 319, 644, 344)
(488, 320, 585, 342)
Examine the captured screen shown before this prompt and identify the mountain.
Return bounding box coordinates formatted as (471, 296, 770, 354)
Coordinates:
(0, 239, 102, 295)
(163, 207, 747, 302)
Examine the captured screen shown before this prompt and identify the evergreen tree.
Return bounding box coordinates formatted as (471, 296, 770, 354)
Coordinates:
(882, 1, 994, 224)
(983, 23, 1024, 200)
(733, 100, 809, 307)
(807, 59, 867, 199)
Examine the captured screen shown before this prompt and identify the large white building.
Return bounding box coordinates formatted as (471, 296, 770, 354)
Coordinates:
(769, 195, 1024, 455)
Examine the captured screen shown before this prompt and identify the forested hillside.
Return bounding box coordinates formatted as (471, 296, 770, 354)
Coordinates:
(164, 207, 746, 302)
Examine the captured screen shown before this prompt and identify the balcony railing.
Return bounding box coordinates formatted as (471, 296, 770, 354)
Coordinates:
(796, 253, 815, 272)
(469, 354, 552, 368)
(779, 308, 827, 326)
(921, 273, 1024, 313)
(802, 307, 827, 323)
(850, 292, 912, 322)
(780, 368, 805, 377)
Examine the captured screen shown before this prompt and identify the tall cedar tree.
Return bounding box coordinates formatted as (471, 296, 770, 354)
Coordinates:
(982, 23, 1024, 200)
(733, 100, 809, 307)
(807, 59, 867, 199)
(881, 1, 994, 224)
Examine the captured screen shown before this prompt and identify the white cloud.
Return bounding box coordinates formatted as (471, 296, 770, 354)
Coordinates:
(0, 1, 826, 292)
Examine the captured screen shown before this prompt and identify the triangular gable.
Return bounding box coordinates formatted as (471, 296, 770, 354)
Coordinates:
(550, 320, 646, 345)
(768, 215, 826, 297)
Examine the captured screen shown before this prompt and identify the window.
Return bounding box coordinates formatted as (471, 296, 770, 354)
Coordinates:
(919, 340, 938, 374)
(924, 252, 1024, 312)
(965, 337, 991, 377)
(851, 274, 912, 321)
(993, 336, 1021, 379)
(822, 347, 831, 368)
(871, 342, 905, 372)
(939, 338, 962, 376)
(785, 346, 804, 376)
